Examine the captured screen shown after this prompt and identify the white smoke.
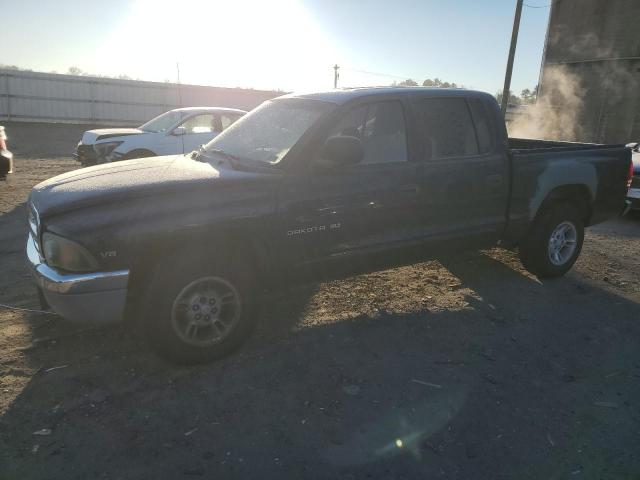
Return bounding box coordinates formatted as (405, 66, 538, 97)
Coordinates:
(508, 66, 584, 141)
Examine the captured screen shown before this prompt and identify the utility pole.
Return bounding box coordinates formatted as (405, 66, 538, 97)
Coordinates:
(176, 62, 183, 107)
(333, 64, 340, 89)
(501, 0, 524, 116)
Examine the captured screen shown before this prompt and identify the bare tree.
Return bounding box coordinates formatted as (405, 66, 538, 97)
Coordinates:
(67, 66, 84, 76)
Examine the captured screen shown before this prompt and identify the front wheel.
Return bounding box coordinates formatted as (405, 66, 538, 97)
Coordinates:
(141, 254, 256, 364)
(519, 203, 585, 278)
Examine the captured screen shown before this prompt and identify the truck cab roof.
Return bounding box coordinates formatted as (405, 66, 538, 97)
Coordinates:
(169, 106, 247, 114)
(279, 86, 496, 105)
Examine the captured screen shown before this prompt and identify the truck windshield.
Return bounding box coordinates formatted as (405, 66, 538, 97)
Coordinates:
(204, 99, 334, 164)
(139, 110, 186, 133)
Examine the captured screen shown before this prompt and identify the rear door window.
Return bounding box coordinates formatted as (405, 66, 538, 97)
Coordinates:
(328, 101, 408, 164)
(420, 98, 479, 159)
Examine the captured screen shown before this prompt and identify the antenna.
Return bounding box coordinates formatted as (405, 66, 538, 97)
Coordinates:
(176, 62, 185, 154)
(176, 62, 183, 105)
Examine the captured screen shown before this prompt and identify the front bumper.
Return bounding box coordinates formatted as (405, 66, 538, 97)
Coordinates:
(26, 234, 129, 324)
(74, 143, 98, 164)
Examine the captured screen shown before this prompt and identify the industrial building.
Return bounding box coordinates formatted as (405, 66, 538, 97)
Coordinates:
(538, 0, 640, 143)
(0, 69, 279, 126)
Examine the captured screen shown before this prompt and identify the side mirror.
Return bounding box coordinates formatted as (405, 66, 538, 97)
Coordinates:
(172, 126, 187, 136)
(319, 135, 364, 168)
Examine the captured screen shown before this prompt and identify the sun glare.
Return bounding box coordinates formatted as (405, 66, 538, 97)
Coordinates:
(97, 0, 339, 91)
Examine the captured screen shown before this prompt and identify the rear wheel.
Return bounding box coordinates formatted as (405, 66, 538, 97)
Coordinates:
(142, 253, 256, 364)
(519, 203, 584, 278)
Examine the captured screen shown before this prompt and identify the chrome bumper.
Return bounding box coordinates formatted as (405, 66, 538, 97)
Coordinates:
(626, 187, 640, 212)
(26, 234, 129, 324)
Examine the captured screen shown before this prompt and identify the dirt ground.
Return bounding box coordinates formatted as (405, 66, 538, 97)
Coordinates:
(1, 123, 640, 479)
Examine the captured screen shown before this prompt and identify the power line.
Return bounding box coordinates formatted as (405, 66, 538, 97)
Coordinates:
(342, 67, 413, 80)
(523, 2, 551, 8)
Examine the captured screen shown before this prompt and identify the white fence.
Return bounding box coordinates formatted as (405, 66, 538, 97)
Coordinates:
(0, 69, 281, 126)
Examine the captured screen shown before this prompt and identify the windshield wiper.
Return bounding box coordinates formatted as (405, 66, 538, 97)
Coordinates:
(191, 147, 243, 169)
(206, 148, 241, 163)
(191, 147, 276, 172)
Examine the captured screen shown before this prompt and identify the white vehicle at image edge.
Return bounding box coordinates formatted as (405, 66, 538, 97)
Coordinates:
(74, 107, 246, 165)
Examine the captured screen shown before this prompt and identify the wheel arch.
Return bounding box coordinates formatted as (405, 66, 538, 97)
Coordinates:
(124, 228, 272, 322)
(535, 184, 593, 225)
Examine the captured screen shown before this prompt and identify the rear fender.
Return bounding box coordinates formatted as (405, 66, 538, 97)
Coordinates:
(529, 160, 597, 221)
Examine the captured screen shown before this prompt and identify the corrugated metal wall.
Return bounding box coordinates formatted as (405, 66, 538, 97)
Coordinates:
(540, 0, 640, 143)
(0, 69, 281, 126)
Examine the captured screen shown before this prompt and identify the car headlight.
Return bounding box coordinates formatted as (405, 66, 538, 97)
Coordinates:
(94, 141, 123, 158)
(42, 232, 99, 272)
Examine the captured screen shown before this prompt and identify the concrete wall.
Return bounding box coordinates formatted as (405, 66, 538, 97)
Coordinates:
(0, 70, 281, 126)
(539, 0, 640, 143)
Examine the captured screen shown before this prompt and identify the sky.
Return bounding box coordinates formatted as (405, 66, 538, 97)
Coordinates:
(2, 0, 551, 95)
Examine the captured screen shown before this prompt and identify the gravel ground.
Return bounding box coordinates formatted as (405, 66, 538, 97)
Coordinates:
(1, 125, 640, 479)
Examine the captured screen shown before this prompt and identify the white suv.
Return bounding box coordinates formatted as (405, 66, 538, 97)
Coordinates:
(74, 107, 246, 165)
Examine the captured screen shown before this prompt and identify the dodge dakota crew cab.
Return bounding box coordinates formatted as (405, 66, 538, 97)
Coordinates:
(27, 87, 633, 363)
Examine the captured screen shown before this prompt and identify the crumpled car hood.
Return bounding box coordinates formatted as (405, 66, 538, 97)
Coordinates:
(81, 128, 145, 144)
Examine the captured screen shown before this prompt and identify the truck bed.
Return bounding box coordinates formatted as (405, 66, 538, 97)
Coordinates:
(502, 137, 631, 245)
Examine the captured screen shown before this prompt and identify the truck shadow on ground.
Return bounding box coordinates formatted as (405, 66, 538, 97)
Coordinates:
(2, 249, 640, 479)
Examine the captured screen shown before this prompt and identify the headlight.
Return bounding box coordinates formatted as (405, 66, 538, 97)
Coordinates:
(94, 141, 123, 158)
(42, 232, 99, 272)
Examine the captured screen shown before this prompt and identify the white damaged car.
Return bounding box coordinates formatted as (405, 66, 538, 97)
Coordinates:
(74, 107, 246, 165)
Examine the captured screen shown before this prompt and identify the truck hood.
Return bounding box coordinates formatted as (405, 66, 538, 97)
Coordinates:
(81, 128, 144, 144)
(29, 155, 243, 218)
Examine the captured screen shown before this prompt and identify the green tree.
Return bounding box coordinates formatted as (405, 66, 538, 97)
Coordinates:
(423, 78, 458, 88)
(518, 85, 539, 104)
(393, 78, 418, 87)
(495, 90, 522, 106)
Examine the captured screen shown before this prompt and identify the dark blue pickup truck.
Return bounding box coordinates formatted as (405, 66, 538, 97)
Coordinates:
(26, 87, 633, 363)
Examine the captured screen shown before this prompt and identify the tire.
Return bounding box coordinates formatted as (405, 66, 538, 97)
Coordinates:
(121, 149, 156, 161)
(519, 202, 585, 278)
(141, 253, 257, 364)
